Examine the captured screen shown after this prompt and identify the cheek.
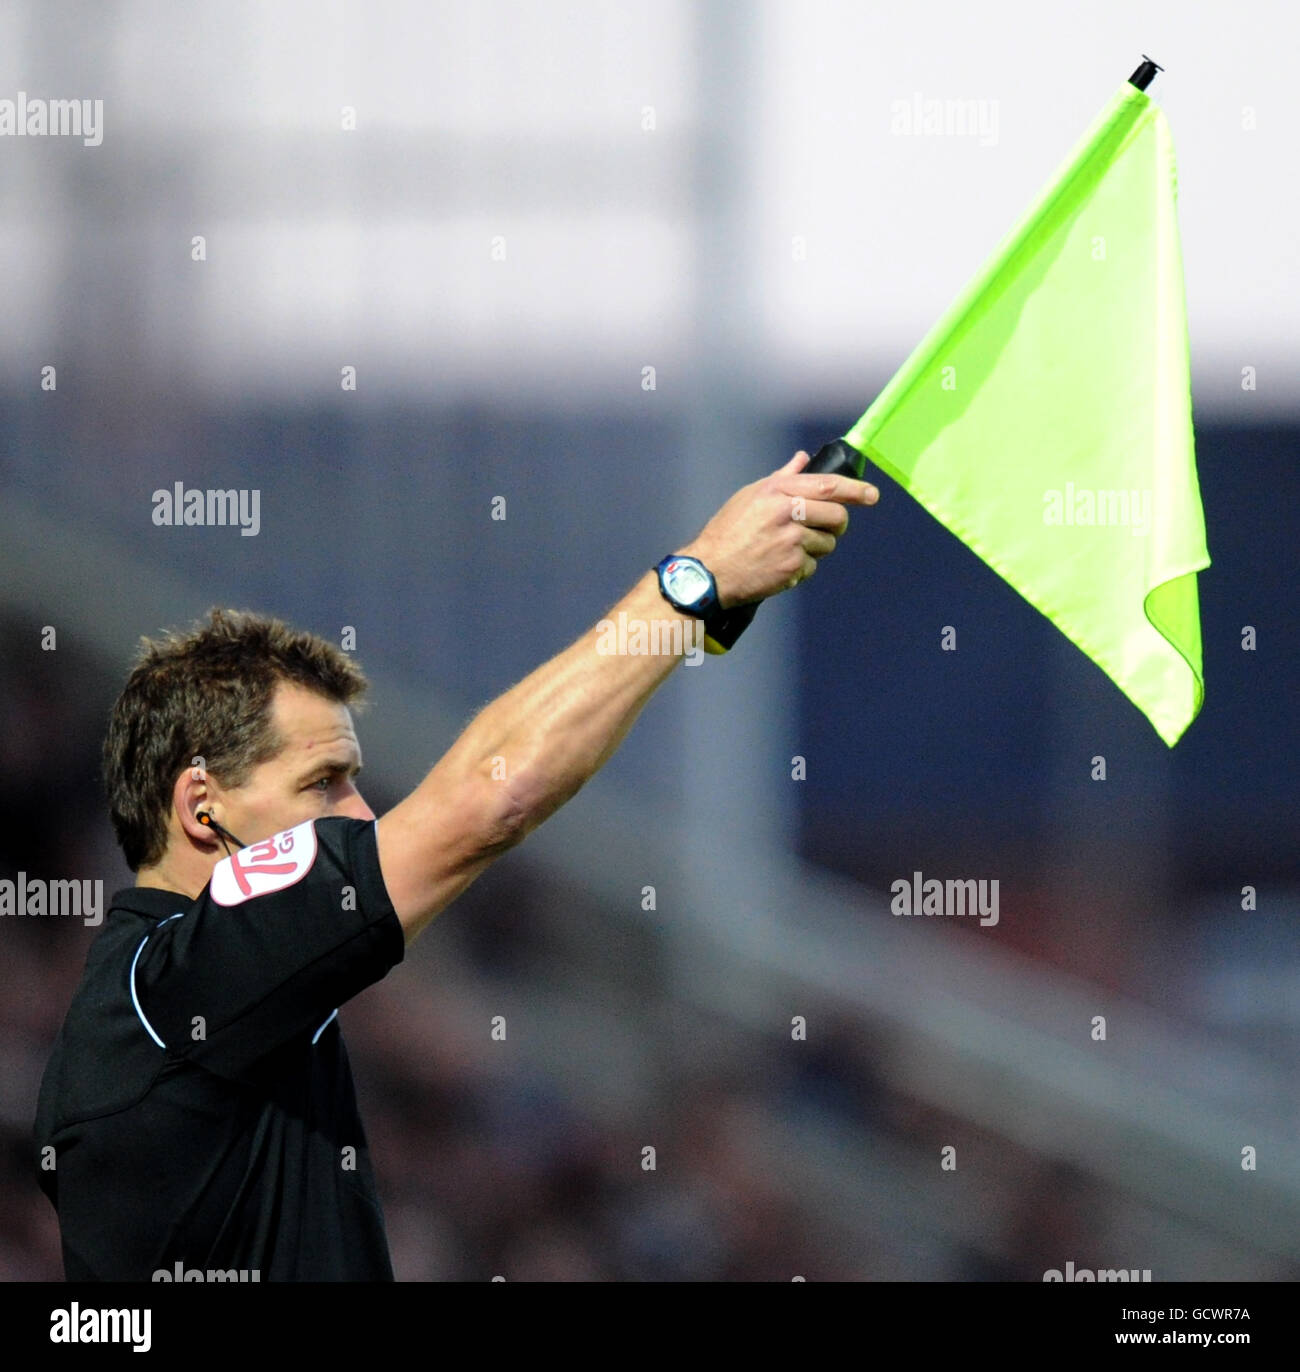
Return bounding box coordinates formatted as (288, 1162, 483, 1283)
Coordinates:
(244, 789, 307, 826)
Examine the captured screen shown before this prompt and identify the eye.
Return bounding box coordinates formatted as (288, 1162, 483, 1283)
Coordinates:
(309, 776, 332, 793)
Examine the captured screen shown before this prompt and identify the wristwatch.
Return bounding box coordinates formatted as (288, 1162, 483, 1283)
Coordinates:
(653, 553, 729, 654)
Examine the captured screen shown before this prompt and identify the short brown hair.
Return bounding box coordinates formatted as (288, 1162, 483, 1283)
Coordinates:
(104, 608, 368, 871)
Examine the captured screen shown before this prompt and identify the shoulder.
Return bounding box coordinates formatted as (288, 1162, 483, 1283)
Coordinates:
(208, 816, 380, 907)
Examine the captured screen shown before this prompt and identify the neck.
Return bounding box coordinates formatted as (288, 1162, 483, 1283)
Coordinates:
(135, 857, 213, 900)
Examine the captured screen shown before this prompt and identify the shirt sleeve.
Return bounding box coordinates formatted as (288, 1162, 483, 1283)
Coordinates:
(131, 816, 404, 1081)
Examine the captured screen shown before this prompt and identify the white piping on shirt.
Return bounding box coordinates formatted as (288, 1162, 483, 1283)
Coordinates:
(129, 912, 186, 1048)
(130, 912, 340, 1050)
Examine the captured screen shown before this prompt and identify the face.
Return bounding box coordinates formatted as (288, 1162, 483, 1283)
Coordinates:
(218, 681, 374, 843)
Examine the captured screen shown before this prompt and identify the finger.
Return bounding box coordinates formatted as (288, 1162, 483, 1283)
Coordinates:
(778, 449, 811, 475)
(800, 528, 837, 558)
(792, 497, 853, 534)
(784, 551, 818, 590)
(786, 472, 879, 504)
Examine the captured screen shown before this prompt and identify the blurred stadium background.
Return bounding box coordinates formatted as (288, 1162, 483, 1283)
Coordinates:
(2, 0, 1298, 1280)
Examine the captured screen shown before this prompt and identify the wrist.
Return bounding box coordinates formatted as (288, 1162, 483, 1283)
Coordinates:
(677, 541, 735, 610)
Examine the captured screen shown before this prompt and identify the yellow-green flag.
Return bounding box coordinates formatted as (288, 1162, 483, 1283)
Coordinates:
(845, 81, 1209, 746)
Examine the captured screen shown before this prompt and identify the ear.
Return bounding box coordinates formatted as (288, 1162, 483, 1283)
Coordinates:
(173, 764, 219, 850)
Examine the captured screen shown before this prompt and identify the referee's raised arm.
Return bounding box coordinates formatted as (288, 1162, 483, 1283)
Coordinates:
(374, 449, 878, 943)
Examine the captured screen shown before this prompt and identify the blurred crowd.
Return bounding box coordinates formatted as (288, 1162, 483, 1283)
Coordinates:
(0, 607, 1272, 1282)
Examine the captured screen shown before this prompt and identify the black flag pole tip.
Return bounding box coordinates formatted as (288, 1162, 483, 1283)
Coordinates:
(1128, 55, 1163, 91)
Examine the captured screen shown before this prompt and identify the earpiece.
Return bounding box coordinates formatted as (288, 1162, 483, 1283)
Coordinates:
(195, 810, 247, 851)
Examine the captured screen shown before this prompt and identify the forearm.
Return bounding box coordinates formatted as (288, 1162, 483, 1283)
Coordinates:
(452, 566, 704, 839)
(379, 452, 872, 938)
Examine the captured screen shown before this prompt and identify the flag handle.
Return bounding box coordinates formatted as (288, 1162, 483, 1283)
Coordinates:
(703, 438, 863, 654)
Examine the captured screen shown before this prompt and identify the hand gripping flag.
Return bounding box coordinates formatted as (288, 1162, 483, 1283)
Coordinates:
(849, 67, 1210, 746)
(712, 62, 1210, 748)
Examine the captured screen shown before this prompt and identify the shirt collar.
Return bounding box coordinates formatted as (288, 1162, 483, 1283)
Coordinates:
(109, 885, 196, 923)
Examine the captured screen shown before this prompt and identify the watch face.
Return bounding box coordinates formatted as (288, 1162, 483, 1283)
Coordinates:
(664, 559, 710, 607)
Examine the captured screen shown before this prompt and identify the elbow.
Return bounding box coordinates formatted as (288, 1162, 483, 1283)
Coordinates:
(493, 757, 584, 846)
(473, 778, 530, 857)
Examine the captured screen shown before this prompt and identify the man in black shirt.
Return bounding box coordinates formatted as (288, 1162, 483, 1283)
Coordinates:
(37, 817, 402, 1280)
(34, 450, 878, 1279)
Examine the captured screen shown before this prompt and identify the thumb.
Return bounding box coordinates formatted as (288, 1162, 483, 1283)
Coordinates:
(779, 449, 810, 475)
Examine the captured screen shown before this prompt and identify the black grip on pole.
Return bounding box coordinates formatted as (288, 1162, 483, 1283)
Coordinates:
(703, 439, 864, 654)
(805, 437, 862, 479)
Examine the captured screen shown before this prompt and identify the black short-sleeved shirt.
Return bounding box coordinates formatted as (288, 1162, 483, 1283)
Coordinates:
(33, 816, 405, 1281)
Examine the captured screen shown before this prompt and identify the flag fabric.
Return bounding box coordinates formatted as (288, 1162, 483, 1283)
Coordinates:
(844, 81, 1209, 746)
